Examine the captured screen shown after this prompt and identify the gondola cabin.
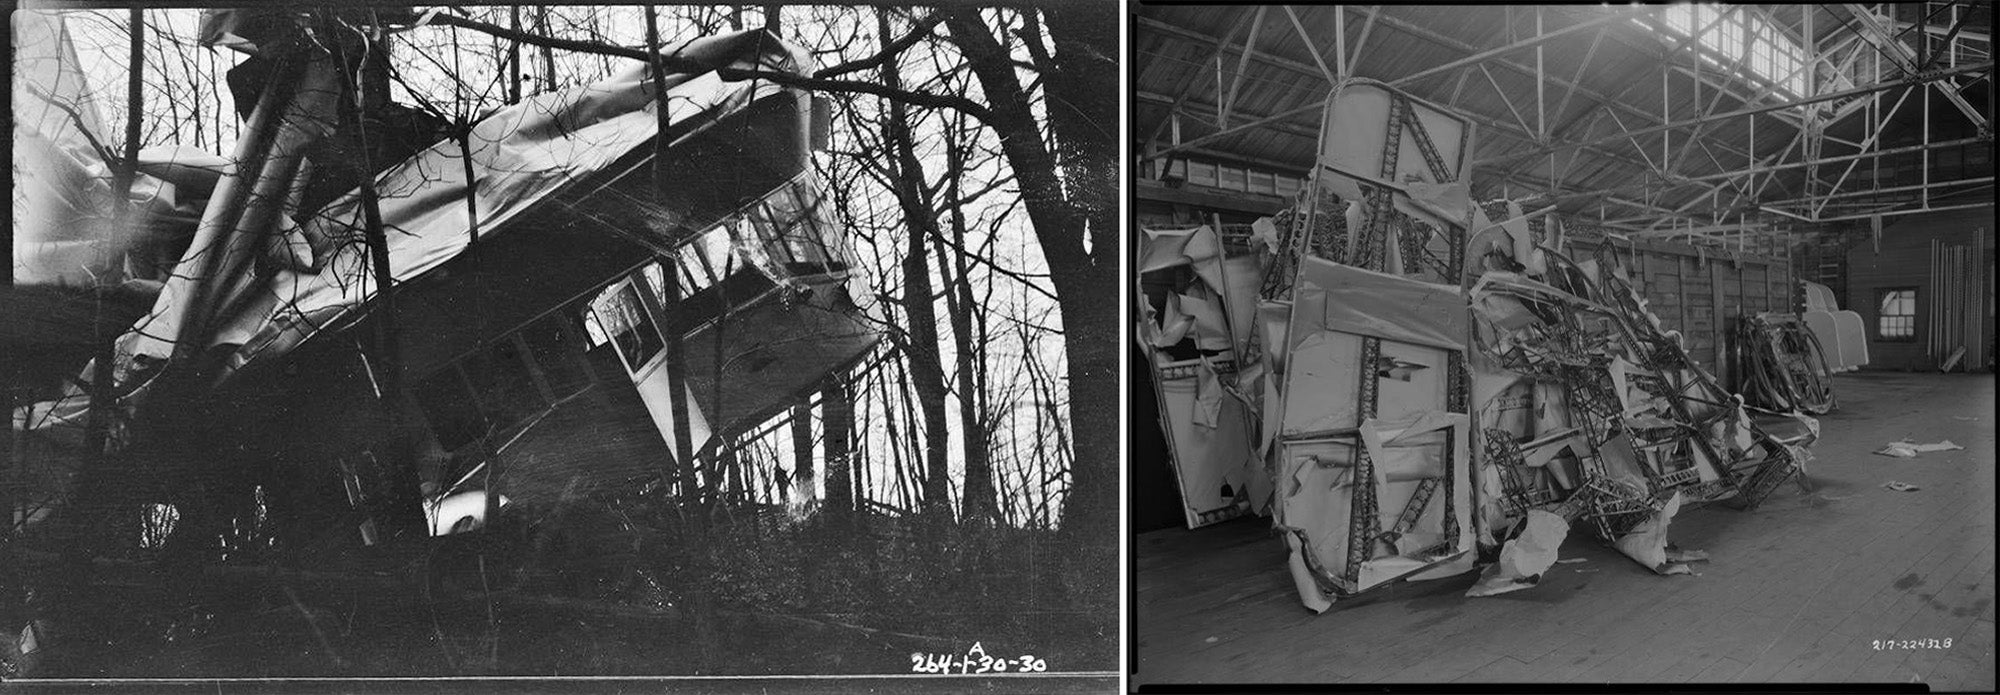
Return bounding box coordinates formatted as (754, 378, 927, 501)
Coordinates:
(171, 31, 877, 554)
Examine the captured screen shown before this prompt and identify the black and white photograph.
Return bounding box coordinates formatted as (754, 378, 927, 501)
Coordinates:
(1132, 2, 1993, 689)
(6, 2, 1116, 688)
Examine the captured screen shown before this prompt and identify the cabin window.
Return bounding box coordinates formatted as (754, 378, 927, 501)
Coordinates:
(591, 282, 664, 372)
(672, 244, 714, 295)
(1876, 287, 1916, 341)
(752, 199, 833, 274)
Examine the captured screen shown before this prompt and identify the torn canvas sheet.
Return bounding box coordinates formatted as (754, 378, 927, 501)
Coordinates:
(1292, 256, 1466, 352)
(1286, 532, 1336, 614)
(1138, 225, 1226, 292)
(1275, 410, 1475, 605)
(1404, 180, 1473, 227)
(1155, 366, 1257, 528)
(121, 29, 806, 376)
(1466, 509, 1568, 597)
(1613, 491, 1694, 575)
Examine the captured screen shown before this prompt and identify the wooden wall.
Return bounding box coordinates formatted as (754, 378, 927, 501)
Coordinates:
(1844, 206, 1996, 372)
(1568, 236, 1793, 388)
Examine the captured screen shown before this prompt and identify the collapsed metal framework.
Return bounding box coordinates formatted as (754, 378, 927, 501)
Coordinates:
(1138, 67, 1827, 611)
(1138, 4, 1995, 251)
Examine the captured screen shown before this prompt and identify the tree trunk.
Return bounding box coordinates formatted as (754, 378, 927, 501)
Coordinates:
(940, 125, 997, 525)
(789, 403, 813, 499)
(943, 9, 1118, 545)
(879, 12, 956, 524)
(821, 376, 855, 523)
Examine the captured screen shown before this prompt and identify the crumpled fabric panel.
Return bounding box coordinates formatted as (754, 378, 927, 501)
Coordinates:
(1294, 256, 1466, 352)
(1466, 509, 1568, 597)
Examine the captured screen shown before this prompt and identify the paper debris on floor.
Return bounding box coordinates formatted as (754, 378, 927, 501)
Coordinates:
(1875, 439, 1965, 458)
(1881, 481, 1921, 492)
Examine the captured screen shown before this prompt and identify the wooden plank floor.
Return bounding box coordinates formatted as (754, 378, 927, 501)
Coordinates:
(1135, 372, 1996, 688)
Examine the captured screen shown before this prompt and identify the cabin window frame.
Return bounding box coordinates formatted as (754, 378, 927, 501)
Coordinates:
(590, 278, 668, 375)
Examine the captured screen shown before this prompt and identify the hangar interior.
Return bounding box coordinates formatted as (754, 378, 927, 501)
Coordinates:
(1132, 3, 1994, 687)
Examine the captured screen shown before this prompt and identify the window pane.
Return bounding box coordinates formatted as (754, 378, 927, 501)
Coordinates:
(747, 202, 793, 265)
(1877, 289, 1917, 340)
(592, 283, 662, 371)
(675, 245, 713, 293)
(697, 225, 738, 279)
(581, 307, 610, 346)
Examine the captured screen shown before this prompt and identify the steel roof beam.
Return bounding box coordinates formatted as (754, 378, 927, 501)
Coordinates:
(1473, 61, 1991, 168)
(1347, 10, 1766, 163)
(1534, 133, 1984, 214)
(1842, 4, 1988, 129)
(1136, 35, 1680, 181)
(1385, 6, 1656, 89)
(1139, 13, 1767, 168)
(1142, 12, 1255, 147)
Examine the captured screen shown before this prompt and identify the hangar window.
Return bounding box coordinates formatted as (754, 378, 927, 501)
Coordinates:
(1876, 287, 1917, 341)
(1647, 5, 1826, 104)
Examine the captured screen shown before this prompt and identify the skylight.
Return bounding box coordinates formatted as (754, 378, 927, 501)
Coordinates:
(1650, 4, 1824, 103)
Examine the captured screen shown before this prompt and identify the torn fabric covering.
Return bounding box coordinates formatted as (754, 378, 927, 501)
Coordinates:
(1466, 509, 1568, 597)
(1276, 411, 1475, 601)
(1291, 256, 1466, 352)
(10, 10, 191, 288)
(1613, 492, 1698, 575)
(1154, 363, 1256, 528)
(1138, 225, 1226, 291)
(1459, 208, 1816, 580)
(1136, 224, 1268, 528)
(116, 29, 809, 379)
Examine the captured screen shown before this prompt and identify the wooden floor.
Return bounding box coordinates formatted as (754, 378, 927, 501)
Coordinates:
(1135, 372, 1996, 688)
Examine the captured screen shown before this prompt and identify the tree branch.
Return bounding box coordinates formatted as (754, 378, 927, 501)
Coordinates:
(814, 12, 945, 79)
(425, 12, 991, 122)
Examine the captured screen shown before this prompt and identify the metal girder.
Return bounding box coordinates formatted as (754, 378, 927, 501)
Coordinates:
(1607, 12, 1811, 130)
(1471, 6, 1751, 192)
(1310, 10, 1766, 165)
(1348, 7, 1380, 73)
(1813, 84, 1917, 217)
(1143, 12, 1254, 146)
(1219, 7, 1269, 131)
(1887, 18, 1992, 44)
(1134, 141, 1312, 179)
(1140, 102, 1324, 163)
(1539, 129, 1802, 214)
(1385, 5, 1658, 89)
(1815, 200, 1994, 222)
(1135, 89, 1323, 143)
(1474, 61, 1993, 168)
(1756, 176, 1994, 208)
(1282, 6, 1337, 84)
(1477, 63, 1536, 138)
(1842, 4, 1988, 130)
(1541, 133, 1987, 217)
(1138, 18, 1683, 190)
